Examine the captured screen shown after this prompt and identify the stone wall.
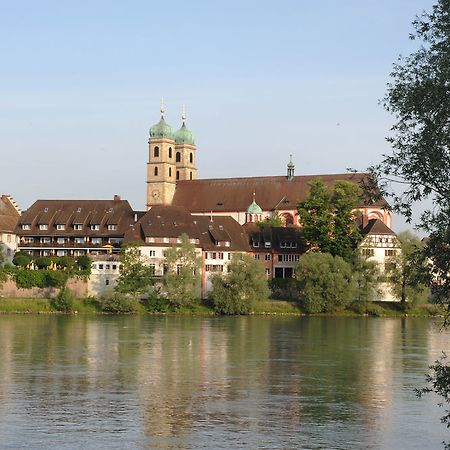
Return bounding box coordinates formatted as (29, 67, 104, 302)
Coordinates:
(0, 278, 88, 298)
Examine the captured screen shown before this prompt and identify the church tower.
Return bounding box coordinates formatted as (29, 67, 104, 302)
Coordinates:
(173, 107, 197, 181)
(146, 101, 177, 209)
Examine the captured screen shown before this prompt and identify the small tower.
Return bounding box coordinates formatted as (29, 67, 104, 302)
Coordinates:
(246, 192, 263, 223)
(287, 154, 295, 181)
(173, 106, 197, 182)
(146, 99, 177, 209)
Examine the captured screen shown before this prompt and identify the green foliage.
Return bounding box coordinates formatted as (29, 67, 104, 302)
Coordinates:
(43, 270, 68, 288)
(295, 252, 356, 313)
(142, 287, 169, 312)
(0, 243, 5, 265)
(297, 179, 362, 262)
(163, 234, 201, 309)
(50, 288, 75, 312)
(269, 277, 299, 300)
(115, 242, 153, 299)
(58, 256, 76, 270)
(257, 212, 284, 228)
(34, 256, 52, 269)
(12, 252, 32, 268)
(210, 253, 270, 315)
(76, 255, 92, 273)
(352, 257, 380, 306)
(385, 231, 429, 310)
(96, 290, 136, 313)
(14, 269, 45, 289)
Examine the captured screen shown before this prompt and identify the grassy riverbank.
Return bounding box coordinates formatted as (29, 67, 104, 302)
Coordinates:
(0, 297, 443, 317)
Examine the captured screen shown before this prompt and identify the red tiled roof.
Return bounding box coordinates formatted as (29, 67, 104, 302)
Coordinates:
(172, 173, 388, 213)
(362, 218, 396, 236)
(0, 196, 20, 233)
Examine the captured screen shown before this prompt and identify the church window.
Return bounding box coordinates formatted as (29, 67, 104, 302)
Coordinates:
(176, 170, 180, 180)
(154, 167, 158, 176)
(169, 147, 172, 158)
(176, 152, 181, 162)
(169, 167, 172, 177)
(190, 152, 193, 163)
(154, 146, 159, 157)
(190, 172, 193, 180)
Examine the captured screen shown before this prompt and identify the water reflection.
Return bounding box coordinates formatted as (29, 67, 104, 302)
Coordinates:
(0, 316, 448, 449)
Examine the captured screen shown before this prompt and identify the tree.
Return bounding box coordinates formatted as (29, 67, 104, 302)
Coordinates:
(163, 233, 201, 309)
(352, 257, 380, 307)
(115, 242, 153, 300)
(297, 179, 362, 261)
(295, 252, 356, 313)
(385, 231, 429, 310)
(34, 256, 52, 269)
(12, 251, 32, 268)
(371, 1, 450, 444)
(210, 253, 269, 315)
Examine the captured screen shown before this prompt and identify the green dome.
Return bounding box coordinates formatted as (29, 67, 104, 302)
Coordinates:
(247, 199, 262, 214)
(149, 116, 174, 140)
(174, 122, 195, 145)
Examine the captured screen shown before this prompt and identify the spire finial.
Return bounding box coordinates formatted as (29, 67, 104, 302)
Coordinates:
(160, 97, 165, 118)
(290, 154, 293, 163)
(253, 191, 256, 202)
(182, 104, 186, 124)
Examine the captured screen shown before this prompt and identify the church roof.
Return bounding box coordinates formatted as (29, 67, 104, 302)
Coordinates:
(172, 173, 388, 213)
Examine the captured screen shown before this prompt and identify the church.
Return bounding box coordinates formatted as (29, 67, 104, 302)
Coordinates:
(145, 107, 393, 229)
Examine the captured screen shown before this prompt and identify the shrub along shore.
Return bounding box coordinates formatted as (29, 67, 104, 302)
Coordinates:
(0, 296, 442, 317)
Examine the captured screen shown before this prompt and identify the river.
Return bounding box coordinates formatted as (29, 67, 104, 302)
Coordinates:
(0, 316, 448, 449)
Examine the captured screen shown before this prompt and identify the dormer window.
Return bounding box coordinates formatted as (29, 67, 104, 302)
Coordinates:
(22, 224, 30, 230)
(39, 224, 48, 230)
(264, 242, 271, 248)
(74, 224, 83, 230)
(107, 224, 117, 231)
(56, 224, 65, 230)
(253, 241, 259, 248)
(90, 224, 100, 231)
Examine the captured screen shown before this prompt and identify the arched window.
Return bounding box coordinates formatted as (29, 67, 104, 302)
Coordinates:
(154, 146, 159, 158)
(190, 152, 193, 163)
(169, 147, 172, 158)
(176, 152, 181, 162)
(282, 213, 294, 226)
(154, 167, 158, 176)
(169, 167, 172, 177)
(176, 170, 180, 180)
(190, 171, 193, 180)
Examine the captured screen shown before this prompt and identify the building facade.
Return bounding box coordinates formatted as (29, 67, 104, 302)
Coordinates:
(0, 195, 21, 264)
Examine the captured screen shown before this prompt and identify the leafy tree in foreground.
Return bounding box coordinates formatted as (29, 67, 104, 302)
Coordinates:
(210, 253, 269, 315)
(295, 252, 356, 313)
(352, 257, 380, 308)
(369, 1, 449, 445)
(115, 242, 153, 300)
(297, 179, 362, 262)
(163, 233, 201, 309)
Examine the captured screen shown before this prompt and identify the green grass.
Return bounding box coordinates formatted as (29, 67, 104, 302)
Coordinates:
(0, 298, 54, 313)
(253, 300, 303, 315)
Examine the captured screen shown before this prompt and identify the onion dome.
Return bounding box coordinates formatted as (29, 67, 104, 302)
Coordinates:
(149, 99, 174, 139)
(174, 107, 195, 145)
(246, 192, 263, 214)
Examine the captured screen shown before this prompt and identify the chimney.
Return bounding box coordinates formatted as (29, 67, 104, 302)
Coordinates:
(113, 195, 121, 202)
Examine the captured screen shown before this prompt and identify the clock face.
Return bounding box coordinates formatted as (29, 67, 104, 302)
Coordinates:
(152, 190, 160, 199)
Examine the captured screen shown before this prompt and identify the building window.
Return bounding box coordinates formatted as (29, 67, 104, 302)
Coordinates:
(74, 237, 84, 244)
(361, 248, 375, 257)
(57, 237, 66, 244)
(154, 166, 158, 176)
(149, 250, 156, 257)
(73, 224, 83, 230)
(39, 224, 48, 230)
(106, 264, 110, 270)
(7, 234, 11, 243)
(265, 268, 271, 276)
(99, 264, 104, 270)
(218, 252, 224, 259)
(190, 153, 193, 163)
(385, 249, 397, 257)
(107, 224, 117, 231)
(154, 146, 159, 157)
(56, 250, 67, 257)
(149, 264, 155, 275)
(254, 254, 260, 260)
(92, 238, 102, 245)
(176, 152, 181, 162)
(265, 254, 271, 261)
(40, 237, 51, 244)
(176, 170, 180, 180)
(264, 242, 271, 248)
(105, 279, 110, 286)
(112, 265, 117, 270)
(169, 147, 172, 158)
(22, 224, 30, 230)
(190, 172, 193, 180)
(90, 224, 100, 230)
(169, 167, 172, 177)
(253, 241, 259, 248)
(56, 224, 65, 230)
(74, 250, 85, 256)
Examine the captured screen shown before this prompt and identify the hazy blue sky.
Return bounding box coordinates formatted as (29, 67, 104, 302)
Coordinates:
(0, 0, 436, 232)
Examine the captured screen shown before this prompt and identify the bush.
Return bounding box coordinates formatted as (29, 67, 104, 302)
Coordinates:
(76, 255, 92, 273)
(96, 291, 136, 313)
(14, 269, 45, 289)
(295, 252, 356, 313)
(12, 252, 32, 268)
(50, 288, 75, 312)
(44, 271, 68, 288)
(269, 278, 299, 300)
(142, 288, 169, 312)
(58, 256, 76, 270)
(34, 256, 52, 269)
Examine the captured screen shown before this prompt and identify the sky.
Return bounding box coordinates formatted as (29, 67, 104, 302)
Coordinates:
(0, 0, 437, 233)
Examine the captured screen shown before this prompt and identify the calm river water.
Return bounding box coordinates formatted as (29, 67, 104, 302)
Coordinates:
(0, 316, 448, 449)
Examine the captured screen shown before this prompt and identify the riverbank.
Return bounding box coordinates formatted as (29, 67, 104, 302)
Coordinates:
(0, 297, 443, 317)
